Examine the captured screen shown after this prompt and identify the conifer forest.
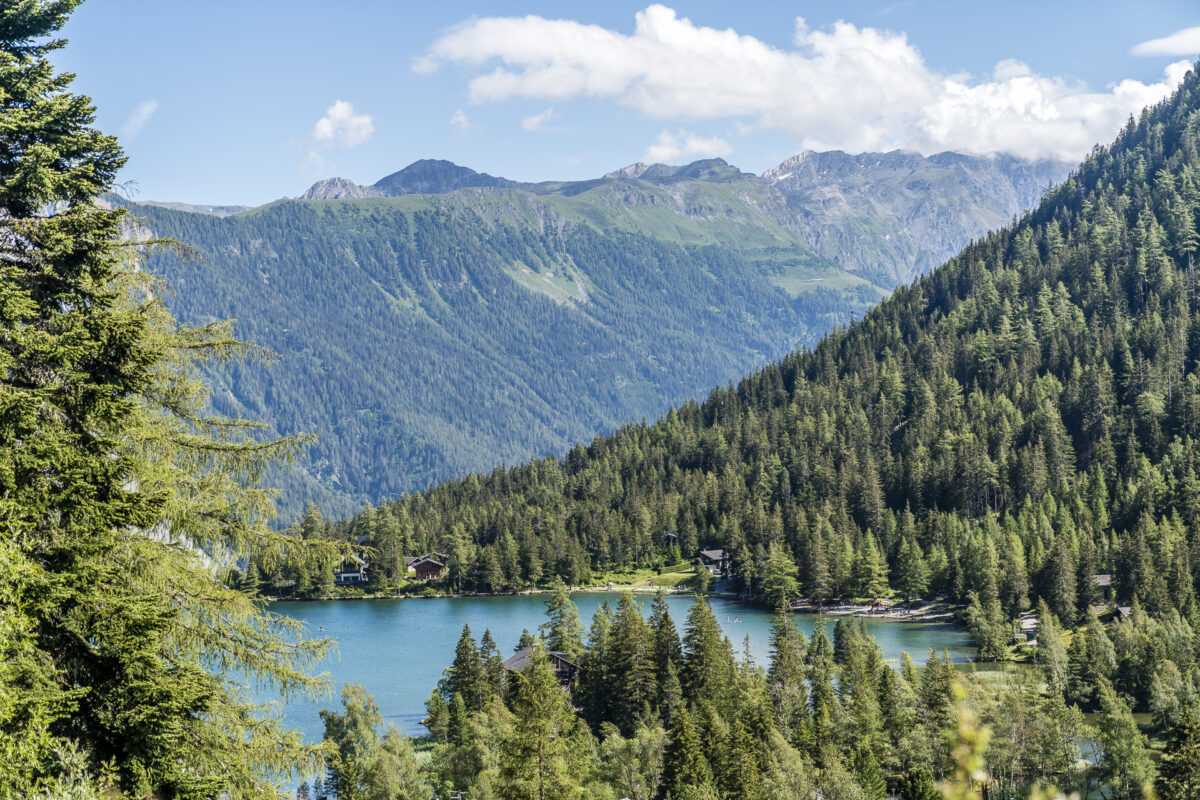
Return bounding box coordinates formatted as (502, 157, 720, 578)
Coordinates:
(4, 1, 1200, 799)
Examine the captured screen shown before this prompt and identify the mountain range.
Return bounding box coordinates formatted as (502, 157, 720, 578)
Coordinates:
(130, 149, 1068, 521)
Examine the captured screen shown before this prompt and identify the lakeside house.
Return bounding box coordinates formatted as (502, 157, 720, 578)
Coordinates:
(409, 554, 446, 581)
(334, 553, 368, 585)
(697, 548, 730, 575)
(504, 646, 578, 685)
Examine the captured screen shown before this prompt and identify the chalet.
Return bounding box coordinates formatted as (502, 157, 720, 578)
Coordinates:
(334, 553, 368, 585)
(411, 556, 445, 581)
(1117, 606, 1133, 620)
(697, 548, 730, 575)
(504, 646, 578, 684)
(1091, 574, 1113, 588)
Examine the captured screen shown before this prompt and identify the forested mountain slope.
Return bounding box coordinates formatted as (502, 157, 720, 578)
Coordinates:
(132, 173, 861, 520)
(340, 67, 1200, 655)
(134, 152, 1063, 521)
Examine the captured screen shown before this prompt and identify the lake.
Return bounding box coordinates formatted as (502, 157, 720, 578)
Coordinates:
(263, 592, 976, 741)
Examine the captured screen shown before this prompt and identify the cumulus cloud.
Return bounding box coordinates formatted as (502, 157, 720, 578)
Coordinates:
(1131, 26, 1200, 57)
(450, 109, 471, 131)
(521, 106, 558, 131)
(645, 129, 732, 162)
(121, 100, 158, 141)
(311, 100, 374, 148)
(417, 4, 1192, 161)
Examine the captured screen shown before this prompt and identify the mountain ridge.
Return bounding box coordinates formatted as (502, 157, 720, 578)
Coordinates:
(330, 66, 1200, 657)
(132, 149, 1070, 521)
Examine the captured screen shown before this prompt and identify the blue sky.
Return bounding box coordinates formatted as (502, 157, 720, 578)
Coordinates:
(60, 1, 1199, 205)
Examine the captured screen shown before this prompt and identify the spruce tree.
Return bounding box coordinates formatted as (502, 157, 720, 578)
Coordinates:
(761, 543, 800, 608)
(650, 588, 683, 678)
(538, 578, 584, 660)
(662, 706, 713, 800)
(0, 3, 341, 796)
(479, 628, 507, 698)
(1096, 679, 1156, 798)
(496, 644, 582, 800)
(768, 605, 810, 743)
(1157, 712, 1200, 800)
(440, 625, 484, 711)
(850, 744, 888, 799)
(610, 592, 656, 733)
(680, 595, 735, 710)
(896, 767, 940, 800)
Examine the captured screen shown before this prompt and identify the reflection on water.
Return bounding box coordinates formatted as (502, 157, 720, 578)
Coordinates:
(261, 592, 977, 740)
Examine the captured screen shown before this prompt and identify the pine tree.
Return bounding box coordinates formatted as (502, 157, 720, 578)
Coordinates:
(892, 537, 930, 602)
(852, 533, 890, 598)
(650, 588, 683, 679)
(1096, 679, 1156, 798)
(241, 561, 264, 595)
(515, 628, 538, 651)
(609, 592, 656, 733)
(1157, 712, 1200, 800)
(681, 595, 735, 710)
(851, 744, 887, 799)
(662, 706, 713, 800)
(768, 606, 810, 744)
(807, 621, 839, 734)
(576, 602, 615, 728)
(479, 629, 507, 699)
(439, 625, 484, 711)
(424, 690, 449, 743)
(1043, 537, 1078, 624)
(496, 644, 582, 800)
(659, 659, 684, 729)
(896, 767, 940, 800)
(539, 579, 584, 660)
(761, 543, 800, 608)
(0, 4, 342, 795)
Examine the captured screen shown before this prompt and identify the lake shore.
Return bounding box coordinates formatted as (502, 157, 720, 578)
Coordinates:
(264, 584, 963, 624)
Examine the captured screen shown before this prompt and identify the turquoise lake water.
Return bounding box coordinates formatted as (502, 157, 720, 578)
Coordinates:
(263, 593, 976, 741)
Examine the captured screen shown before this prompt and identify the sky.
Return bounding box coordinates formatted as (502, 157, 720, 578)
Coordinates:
(58, 1, 1200, 206)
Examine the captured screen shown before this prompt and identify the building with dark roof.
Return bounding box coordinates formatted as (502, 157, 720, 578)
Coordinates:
(504, 646, 578, 684)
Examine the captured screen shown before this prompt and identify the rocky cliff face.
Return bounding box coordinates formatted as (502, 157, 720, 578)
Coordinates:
(764, 149, 1071, 285)
(299, 177, 382, 200)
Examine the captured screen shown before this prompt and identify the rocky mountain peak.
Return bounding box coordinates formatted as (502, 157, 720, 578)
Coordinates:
(300, 177, 382, 201)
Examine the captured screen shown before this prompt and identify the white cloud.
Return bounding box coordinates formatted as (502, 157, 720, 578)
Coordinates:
(311, 100, 374, 148)
(417, 4, 1193, 162)
(1131, 26, 1200, 57)
(645, 129, 732, 162)
(121, 100, 158, 141)
(450, 109, 471, 131)
(521, 106, 558, 131)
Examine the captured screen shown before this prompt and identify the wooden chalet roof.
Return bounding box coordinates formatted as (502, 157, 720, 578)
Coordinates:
(503, 645, 577, 673)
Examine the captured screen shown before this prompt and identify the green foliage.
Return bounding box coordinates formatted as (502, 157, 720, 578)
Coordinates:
(896, 767, 939, 800)
(496, 644, 585, 800)
(0, 4, 342, 796)
(539, 580, 585, 661)
(1096, 679, 1156, 798)
(320, 684, 430, 800)
(761, 544, 801, 609)
(1157, 712, 1200, 800)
